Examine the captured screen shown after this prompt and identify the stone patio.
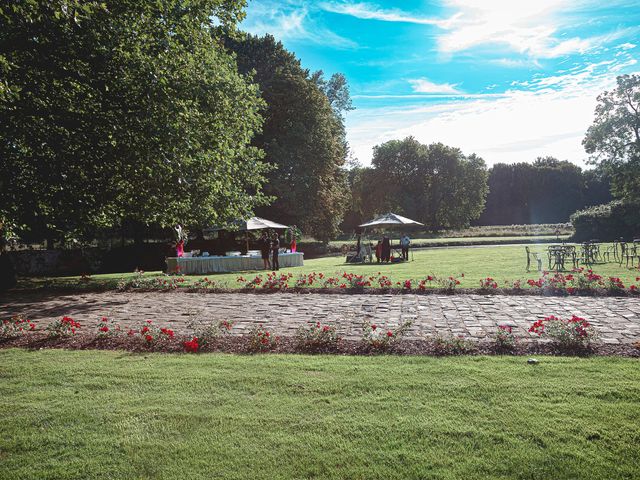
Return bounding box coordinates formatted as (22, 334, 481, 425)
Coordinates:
(1, 291, 639, 343)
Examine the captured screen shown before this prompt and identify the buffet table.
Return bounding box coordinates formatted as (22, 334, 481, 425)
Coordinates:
(166, 252, 304, 274)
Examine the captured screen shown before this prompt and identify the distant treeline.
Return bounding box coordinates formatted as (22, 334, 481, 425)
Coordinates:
(477, 157, 611, 226)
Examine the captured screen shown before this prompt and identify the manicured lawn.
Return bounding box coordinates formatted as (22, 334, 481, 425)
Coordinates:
(17, 243, 639, 290)
(0, 349, 638, 479)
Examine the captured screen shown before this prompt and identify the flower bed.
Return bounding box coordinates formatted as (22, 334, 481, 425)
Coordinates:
(23, 270, 638, 297)
(1, 315, 638, 357)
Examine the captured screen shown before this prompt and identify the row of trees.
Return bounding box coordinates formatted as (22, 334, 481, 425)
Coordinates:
(478, 158, 611, 225)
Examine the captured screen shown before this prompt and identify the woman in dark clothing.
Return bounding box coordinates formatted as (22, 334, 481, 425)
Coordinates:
(271, 232, 280, 271)
(260, 231, 271, 270)
(381, 236, 391, 262)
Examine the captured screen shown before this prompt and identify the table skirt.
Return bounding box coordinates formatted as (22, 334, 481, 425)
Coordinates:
(166, 253, 304, 274)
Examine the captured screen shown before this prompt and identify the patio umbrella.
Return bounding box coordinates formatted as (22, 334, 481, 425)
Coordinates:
(204, 217, 289, 252)
(359, 212, 424, 228)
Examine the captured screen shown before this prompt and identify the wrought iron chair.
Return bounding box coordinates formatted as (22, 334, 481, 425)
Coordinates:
(525, 246, 542, 272)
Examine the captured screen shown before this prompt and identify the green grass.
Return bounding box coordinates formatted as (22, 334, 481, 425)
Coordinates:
(0, 349, 638, 479)
(17, 243, 640, 290)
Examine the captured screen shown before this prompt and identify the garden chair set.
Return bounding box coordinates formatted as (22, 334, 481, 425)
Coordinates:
(525, 240, 640, 272)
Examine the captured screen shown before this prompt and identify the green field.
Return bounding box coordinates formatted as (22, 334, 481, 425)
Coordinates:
(18, 243, 639, 290)
(0, 349, 638, 479)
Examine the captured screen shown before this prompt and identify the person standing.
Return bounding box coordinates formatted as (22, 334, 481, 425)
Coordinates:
(260, 231, 271, 270)
(176, 239, 184, 257)
(375, 240, 382, 263)
(271, 232, 280, 271)
(381, 235, 391, 263)
(400, 234, 411, 261)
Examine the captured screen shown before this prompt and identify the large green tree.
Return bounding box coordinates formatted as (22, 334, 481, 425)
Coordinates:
(346, 137, 488, 231)
(0, 0, 269, 247)
(224, 34, 350, 241)
(583, 74, 640, 203)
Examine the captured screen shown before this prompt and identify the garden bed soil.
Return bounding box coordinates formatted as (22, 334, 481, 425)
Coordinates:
(2, 332, 639, 357)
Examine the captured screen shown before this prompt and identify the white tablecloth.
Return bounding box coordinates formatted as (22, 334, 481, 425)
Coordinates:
(166, 253, 304, 274)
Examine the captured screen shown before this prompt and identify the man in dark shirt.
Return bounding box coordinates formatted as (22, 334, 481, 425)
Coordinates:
(260, 231, 271, 270)
(271, 232, 280, 271)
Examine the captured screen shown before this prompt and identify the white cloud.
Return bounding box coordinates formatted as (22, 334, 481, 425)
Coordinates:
(436, 0, 603, 58)
(319, 1, 460, 27)
(408, 78, 461, 94)
(345, 60, 640, 167)
(242, 3, 357, 49)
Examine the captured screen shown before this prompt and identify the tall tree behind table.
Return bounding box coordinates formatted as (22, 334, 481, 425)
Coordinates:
(0, 0, 271, 288)
(224, 33, 351, 242)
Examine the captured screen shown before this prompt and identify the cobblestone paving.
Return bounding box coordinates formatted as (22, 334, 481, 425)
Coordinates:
(1, 292, 639, 344)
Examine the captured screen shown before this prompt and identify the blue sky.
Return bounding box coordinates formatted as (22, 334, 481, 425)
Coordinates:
(240, 0, 640, 167)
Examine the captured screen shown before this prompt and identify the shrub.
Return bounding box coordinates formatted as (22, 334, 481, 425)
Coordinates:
(570, 200, 640, 242)
(528, 315, 598, 350)
(96, 316, 122, 338)
(116, 271, 186, 291)
(479, 277, 498, 290)
(183, 337, 199, 353)
(296, 322, 338, 350)
(432, 334, 476, 355)
(262, 272, 293, 290)
(417, 276, 435, 290)
(47, 316, 81, 337)
(1, 315, 36, 339)
(493, 325, 516, 351)
(192, 277, 227, 290)
(128, 320, 175, 345)
(362, 320, 412, 351)
(247, 325, 278, 352)
(436, 274, 464, 291)
(342, 272, 372, 289)
(187, 319, 234, 347)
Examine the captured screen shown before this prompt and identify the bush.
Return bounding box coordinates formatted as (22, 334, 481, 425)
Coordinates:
(296, 322, 339, 350)
(247, 325, 278, 352)
(362, 320, 412, 351)
(570, 200, 640, 241)
(432, 334, 476, 355)
(528, 315, 598, 351)
(1, 315, 36, 339)
(47, 316, 81, 337)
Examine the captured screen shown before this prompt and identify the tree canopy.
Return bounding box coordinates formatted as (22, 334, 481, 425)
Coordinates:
(0, 0, 269, 244)
(583, 74, 640, 203)
(478, 158, 611, 225)
(343, 137, 488, 231)
(224, 33, 350, 241)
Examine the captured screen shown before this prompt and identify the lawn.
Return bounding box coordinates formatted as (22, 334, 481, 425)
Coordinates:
(0, 349, 638, 479)
(17, 243, 640, 290)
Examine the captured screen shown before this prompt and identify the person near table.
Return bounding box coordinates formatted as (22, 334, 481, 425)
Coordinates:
(271, 232, 280, 271)
(400, 234, 410, 261)
(260, 231, 271, 270)
(381, 235, 391, 263)
(376, 240, 382, 263)
(175, 239, 184, 258)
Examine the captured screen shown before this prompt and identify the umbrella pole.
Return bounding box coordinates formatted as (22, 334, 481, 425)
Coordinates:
(245, 231, 249, 253)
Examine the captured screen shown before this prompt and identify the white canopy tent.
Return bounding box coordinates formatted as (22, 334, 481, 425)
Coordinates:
(358, 213, 423, 261)
(359, 212, 424, 228)
(204, 216, 290, 253)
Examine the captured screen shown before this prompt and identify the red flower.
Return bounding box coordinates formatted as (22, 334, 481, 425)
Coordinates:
(386, 331, 393, 337)
(371, 324, 377, 330)
(99, 326, 109, 333)
(145, 334, 153, 343)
